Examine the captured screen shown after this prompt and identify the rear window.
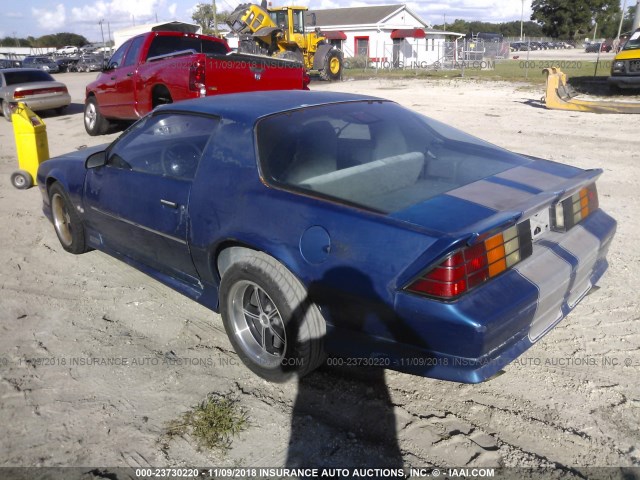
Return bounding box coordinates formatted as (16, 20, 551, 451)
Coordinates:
(146, 35, 228, 59)
(3, 70, 54, 85)
(257, 101, 530, 213)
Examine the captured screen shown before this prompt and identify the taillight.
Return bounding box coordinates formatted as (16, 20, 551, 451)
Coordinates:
(14, 86, 67, 99)
(406, 221, 533, 300)
(302, 72, 311, 90)
(551, 183, 599, 231)
(189, 61, 206, 93)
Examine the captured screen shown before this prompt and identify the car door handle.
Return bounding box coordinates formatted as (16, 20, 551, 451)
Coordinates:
(110, 76, 116, 80)
(160, 199, 178, 208)
(127, 72, 134, 77)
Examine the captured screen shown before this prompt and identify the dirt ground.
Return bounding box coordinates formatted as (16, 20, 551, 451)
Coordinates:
(0, 71, 638, 476)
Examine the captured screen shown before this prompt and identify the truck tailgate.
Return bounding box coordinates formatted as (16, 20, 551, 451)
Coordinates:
(204, 53, 304, 94)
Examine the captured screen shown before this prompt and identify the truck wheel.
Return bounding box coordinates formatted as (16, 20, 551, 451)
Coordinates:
(219, 250, 326, 382)
(320, 50, 342, 81)
(11, 170, 33, 190)
(84, 96, 110, 136)
(2, 100, 12, 122)
(49, 182, 88, 254)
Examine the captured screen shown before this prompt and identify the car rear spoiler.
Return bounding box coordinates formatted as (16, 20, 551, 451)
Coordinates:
(464, 168, 603, 246)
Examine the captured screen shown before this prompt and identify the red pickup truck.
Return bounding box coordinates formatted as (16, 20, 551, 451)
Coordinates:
(84, 31, 309, 135)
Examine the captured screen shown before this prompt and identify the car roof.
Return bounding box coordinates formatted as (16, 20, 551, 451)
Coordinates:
(1, 68, 47, 74)
(155, 90, 388, 123)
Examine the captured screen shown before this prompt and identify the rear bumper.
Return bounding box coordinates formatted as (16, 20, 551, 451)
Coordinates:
(327, 209, 616, 383)
(16, 94, 71, 112)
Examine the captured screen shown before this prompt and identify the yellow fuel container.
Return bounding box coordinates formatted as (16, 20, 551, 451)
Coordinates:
(10, 102, 50, 189)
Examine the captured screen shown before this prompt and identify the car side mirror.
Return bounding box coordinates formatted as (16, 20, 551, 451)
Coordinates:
(86, 151, 107, 169)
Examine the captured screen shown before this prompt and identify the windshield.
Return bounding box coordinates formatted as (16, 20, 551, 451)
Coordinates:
(257, 101, 530, 213)
(622, 31, 640, 51)
(3, 70, 54, 85)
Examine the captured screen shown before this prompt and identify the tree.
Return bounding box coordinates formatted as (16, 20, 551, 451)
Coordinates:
(192, 2, 230, 35)
(432, 19, 543, 38)
(621, 5, 637, 34)
(531, 0, 620, 39)
(36, 33, 88, 47)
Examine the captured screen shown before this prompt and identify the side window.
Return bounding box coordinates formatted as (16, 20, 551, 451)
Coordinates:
(122, 36, 145, 67)
(107, 40, 131, 70)
(107, 113, 218, 180)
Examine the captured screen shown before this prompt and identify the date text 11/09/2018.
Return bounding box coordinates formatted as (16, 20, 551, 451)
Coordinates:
(133, 467, 497, 478)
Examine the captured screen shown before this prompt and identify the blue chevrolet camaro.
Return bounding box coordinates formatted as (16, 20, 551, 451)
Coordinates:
(37, 91, 616, 383)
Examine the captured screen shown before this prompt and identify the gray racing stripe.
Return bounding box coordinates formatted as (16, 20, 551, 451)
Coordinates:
(495, 166, 567, 191)
(555, 225, 600, 307)
(515, 245, 572, 342)
(447, 180, 534, 210)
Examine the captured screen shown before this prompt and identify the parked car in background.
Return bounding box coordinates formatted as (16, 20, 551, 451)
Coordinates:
(56, 45, 79, 55)
(74, 55, 104, 72)
(38, 91, 616, 383)
(56, 57, 79, 73)
(22, 56, 60, 73)
(0, 68, 71, 121)
(0, 59, 22, 69)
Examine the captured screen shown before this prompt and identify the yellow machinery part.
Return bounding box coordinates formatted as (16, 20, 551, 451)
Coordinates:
(11, 102, 50, 187)
(543, 67, 640, 114)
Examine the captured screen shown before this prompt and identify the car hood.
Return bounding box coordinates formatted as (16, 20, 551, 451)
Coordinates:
(53, 144, 109, 162)
(390, 158, 601, 240)
(40, 144, 109, 172)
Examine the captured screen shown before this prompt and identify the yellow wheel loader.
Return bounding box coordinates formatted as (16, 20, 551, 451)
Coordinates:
(227, 2, 343, 81)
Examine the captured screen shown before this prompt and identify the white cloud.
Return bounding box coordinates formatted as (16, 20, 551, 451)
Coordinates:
(70, 0, 166, 25)
(32, 4, 66, 31)
(6, 12, 24, 19)
(168, 3, 177, 17)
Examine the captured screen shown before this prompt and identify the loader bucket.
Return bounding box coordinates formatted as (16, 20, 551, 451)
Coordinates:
(543, 67, 640, 114)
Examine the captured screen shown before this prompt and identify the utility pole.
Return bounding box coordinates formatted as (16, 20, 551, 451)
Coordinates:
(213, 0, 219, 36)
(520, 0, 525, 41)
(443, 14, 446, 32)
(633, 0, 640, 31)
(107, 21, 111, 48)
(99, 19, 105, 50)
(593, 21, 598, 41)
(617, 0, 628, 42)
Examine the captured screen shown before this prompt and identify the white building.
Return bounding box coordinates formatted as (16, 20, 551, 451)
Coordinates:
(308, 4, 464, 68)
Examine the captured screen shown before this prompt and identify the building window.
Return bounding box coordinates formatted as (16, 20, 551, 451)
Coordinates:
(355, 36, 369, 57)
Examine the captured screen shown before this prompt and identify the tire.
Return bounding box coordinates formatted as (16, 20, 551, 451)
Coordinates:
(49, 182, 88, 254)
(219, 250, 326, 382)
(84, 96, 110, 136)
(277, 50, 304, 64)
(11, 170, 33, 190)
(320, 49, 342, 81)
(2, 100, 12, 122)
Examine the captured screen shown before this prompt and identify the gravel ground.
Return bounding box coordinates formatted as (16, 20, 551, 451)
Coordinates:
(0, 71, 638, 477)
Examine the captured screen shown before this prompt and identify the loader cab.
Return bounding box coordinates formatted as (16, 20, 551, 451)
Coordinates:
(269, 6, 307, 45)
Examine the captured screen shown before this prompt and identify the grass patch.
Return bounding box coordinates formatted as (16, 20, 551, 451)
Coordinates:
(343, 59, 613, 85)
(165, 394, 249, 452)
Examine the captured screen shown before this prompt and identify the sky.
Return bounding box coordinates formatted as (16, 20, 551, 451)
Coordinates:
(0, 0, 538, 43)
